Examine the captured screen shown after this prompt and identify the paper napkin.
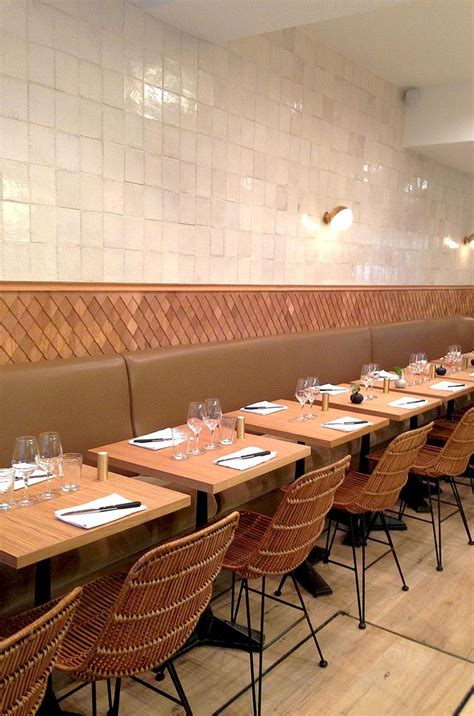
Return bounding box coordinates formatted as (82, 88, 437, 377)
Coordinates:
(429, 381, 466, 392)
(388, 397, 428, 409)
(321, 417, 372, 433)
(14, 469, 50, 491)
(129, 428, 174, 450)
(376, 371, 399, 381)
(319, 384, 349, 394)
(213, 447, 276, 470)
(240, 401, 288, 415)
(55, 493, 147, 529)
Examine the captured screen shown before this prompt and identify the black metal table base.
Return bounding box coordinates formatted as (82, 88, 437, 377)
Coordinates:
(179, 606, 262, 653)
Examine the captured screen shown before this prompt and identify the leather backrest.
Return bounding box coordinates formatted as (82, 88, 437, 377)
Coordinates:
(370, 317, 474, 369)
(0, 355, 133, 465)
(124, 327, 372, 435)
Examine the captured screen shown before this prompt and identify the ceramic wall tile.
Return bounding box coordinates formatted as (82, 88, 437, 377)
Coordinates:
(0, 0, 472, 284)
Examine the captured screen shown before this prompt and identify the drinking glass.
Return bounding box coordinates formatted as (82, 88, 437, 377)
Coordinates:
(187, 401, 205, 455)
(367, 363, 380, 399)
(295, 378, 308, 421)
(304, 376, 320, 419)
(417, 353, 428, 382)
(203, 398, 222, 450)
(172, 428, 189, 460)
(12, 436, 39, 507)
(37, 431, 63, 500)
(408, 354, 420, 384)
(220, 416, 236, 445)
(61, 453, 82, 493)
(360, 364, 370, 400)
(0, 469, 15, 511)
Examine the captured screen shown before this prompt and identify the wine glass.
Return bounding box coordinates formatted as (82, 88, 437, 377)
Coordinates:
(304, 376, 320, 419)
(295, 378, 308, 421)
(187, 401, 205, 455)
(408, 353, 419, 384)
(37, 431, 63, 500)
(360, 364, 370, 400)
(203, 398, 222, 450)
(367, 363, 380, 399)
(12, 436, 39, 507)
(417, 352, 428, 381)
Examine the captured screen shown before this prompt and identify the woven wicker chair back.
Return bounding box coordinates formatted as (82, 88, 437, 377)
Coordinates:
(355, 422, 433, 512)
(433, 407, 474, 477)
(0, 588, 82, 716)
(71, 511, 239, 680)
(239, 456, 350, 579)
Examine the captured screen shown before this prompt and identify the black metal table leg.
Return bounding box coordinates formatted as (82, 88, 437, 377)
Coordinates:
(359, 433, 371, 473)
(409, 415, 418, 430)
(189, 490, 262, 651)
(446, 399, 454, 419)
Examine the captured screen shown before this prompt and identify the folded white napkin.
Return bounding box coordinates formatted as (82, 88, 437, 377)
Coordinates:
(240, 401, 288, 415)
(55, 492, 146, 529)
(129, 428, 174, 451)
(388, 397, 428, 409)
(14, 469, 50, 491)
(430, 381, 466, 392)
(321, 417, 373, 432)
(213, 447, 276, 471)
(376, 371, 399, 381)
(319, 384, 349, 394)
(470, 373, 474, 377)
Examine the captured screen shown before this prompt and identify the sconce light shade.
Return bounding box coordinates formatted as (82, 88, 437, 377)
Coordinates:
(323, 206, 353, 231)
(463, 232, 474, 247)
(443, 236, 460, 250)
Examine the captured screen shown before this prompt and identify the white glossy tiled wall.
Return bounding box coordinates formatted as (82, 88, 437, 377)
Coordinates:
(1, 0, 473, 284)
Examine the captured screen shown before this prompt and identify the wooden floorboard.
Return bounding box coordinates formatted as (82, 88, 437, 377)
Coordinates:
(60, 482, 474, 715)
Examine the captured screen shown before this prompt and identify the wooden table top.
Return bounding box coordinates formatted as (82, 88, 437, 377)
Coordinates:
(313, 384, 442, 421)
(227, 400, 389, 448)
(88, 434, 311, 496)
(443, 369, 474, 383)
(380, 378, 474, 401)
(0, 465, 191, 569)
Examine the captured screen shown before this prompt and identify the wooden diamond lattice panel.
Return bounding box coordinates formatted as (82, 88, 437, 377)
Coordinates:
(0, 286, 472, 365)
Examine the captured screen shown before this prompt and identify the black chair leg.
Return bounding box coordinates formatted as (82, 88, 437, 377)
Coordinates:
(426, 480, 443, 571)
(379, 512, 409, 591)
(274, 573, 287, 597)
(244, 579, 258, 716)
(106, 679, 113, 709)
(256, 577, 266, 716)
(167, 661, 193, 716)
(449, 478, 474, 545)
(290, 573, 327, 667)
(232, 577, 245, 622)
(323, 519, 339, 562)
(349, 515, 366, 629)
(107, 678, 121, 716)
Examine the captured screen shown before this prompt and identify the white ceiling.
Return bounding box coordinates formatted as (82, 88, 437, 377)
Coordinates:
(136, 0, 410, 44)
(411, 141, 474, 176)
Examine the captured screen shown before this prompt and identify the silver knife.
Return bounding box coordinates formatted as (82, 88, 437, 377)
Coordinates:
(61, 501, 142, 516)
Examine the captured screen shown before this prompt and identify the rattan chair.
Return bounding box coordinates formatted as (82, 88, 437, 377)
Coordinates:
(220, 456, 349, 716)
(0, 587, 82, 716)
(55, 512, 239, 715)
(324, 422, 432, 629)
(400, 407, 474, 571)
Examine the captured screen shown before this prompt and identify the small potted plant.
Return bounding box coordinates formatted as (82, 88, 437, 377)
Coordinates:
(393, 367, 407, 388)
(350, 382, 364, 404)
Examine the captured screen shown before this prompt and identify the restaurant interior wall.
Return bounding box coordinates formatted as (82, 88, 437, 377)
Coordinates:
(0, 0, 473, 286)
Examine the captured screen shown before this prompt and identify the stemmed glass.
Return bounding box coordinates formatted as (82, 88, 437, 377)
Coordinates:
(408, 353, 420, 384)
(360, 364, 370, 400)
(203, 398, 222, 450)
(187, 401, 205, 455)
(304, 376, 320, 419)
(12, 436, 39, 507)
(367, 363, 379, 399)
(295, 378, 309, 421)
(37, 431, 63, 500)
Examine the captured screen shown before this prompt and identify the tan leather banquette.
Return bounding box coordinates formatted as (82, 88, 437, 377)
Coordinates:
(1, 316, 472, 615)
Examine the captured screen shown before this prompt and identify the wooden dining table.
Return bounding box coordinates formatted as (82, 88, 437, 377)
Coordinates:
(88, 433, 311, 653)
(0, 465, 191, 716)
(386, 377, 473, 418)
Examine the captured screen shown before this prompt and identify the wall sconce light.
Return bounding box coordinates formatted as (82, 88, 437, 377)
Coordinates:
(463, 232, 474, 247)
(443, 236, 460, 250)
(322, 206, 353, 231)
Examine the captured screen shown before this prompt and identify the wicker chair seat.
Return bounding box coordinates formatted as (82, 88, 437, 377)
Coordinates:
(332, 470, 372, 513)
(223, 511, 273, 571)
(411, 444, 444, 477)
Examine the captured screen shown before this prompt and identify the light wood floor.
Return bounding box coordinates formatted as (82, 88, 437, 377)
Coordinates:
(60, 479, 474, 715)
